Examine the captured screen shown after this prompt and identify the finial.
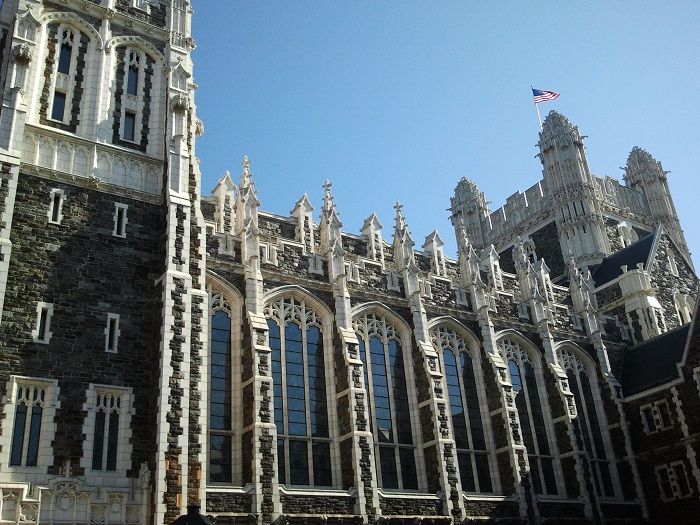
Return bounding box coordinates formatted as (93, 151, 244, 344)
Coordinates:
(240, 155, 253, 189)
(323, 179, 334, 211)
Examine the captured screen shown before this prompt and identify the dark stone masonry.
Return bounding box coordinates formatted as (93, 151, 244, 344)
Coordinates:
(0, 2, 698, 525)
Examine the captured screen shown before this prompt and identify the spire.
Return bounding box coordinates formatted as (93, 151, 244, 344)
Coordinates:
(624, 146, 666, 186)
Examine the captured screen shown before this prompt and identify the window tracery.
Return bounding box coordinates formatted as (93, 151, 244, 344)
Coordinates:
(264, 297, 332, 487)
(498, 337, 558, 495)
(431, 325, 494, 493)
(558, 347, 617, 498)
(353, 310, 418, 490)
(208, 288, 242, 483)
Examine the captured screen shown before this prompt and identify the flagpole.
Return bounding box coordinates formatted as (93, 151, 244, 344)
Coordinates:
(531, 84, 542, 130)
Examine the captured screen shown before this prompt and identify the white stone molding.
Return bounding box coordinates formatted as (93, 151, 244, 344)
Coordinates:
(0, 376, 60, 480)
(39, 12, 104, 50)
(31, 301, 53, 344)
(112, 202, 128, 238)
(104, 313, 121, 353)
(47, 188, 65, 224)
(79, 384, 135, 479)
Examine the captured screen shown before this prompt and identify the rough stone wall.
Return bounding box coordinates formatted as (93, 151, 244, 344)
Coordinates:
(605, 218, 624, 254)
(0, 173, 163, 476)
(649, 235, 698, 330)
(530, 221, 565, 280)
(281, 494, 355, 515)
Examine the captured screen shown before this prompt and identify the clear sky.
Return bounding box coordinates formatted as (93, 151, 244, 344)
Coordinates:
(192, 1, 700, 265)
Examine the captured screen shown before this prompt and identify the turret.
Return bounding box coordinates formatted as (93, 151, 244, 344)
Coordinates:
(538, 111, 610, 268)
(624, 147, 691, 261)
(450, 177, 490, 250)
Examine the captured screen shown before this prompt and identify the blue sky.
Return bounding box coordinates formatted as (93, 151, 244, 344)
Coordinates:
(192, 1, 699, 265)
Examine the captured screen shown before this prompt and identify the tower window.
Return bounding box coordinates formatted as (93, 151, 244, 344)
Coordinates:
(58, 41, 72, 74)
(48, 189, 65, 224)
(127, 63, 139, 96)
(105, 313, 120, 353)
(51, 92, 66, 121)
(113, 203, 128, 238)
(124, 111, 136, 141)
(33, 302, 53, 344)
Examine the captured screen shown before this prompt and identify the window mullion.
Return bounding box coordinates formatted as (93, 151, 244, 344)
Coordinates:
(384, 336, 404, 489)
(456, 350, 479, 492)
(102, 410, 111, 470)
(21, 401, 32, 465)
(301, 318, 314, 486)
(280, 324, 288, 437)
(521, 358, 545, 484)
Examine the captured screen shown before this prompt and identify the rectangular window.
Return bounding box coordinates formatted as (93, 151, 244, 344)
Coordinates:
(123, 111, 136, 141)
(33, 302, 53, 344)
(105, 314, 120, 353)
(51, 92, 66, 121)
(48, 189, 65, 224)
(641, 400, 674, 433)
(58, 43, 72, 74)
(656, 462, 693, 501)
(113, 204, 128, 237)
(127, 65, 139, 96)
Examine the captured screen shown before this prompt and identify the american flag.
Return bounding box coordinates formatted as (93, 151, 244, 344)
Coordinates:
(532, 88, 560, 104)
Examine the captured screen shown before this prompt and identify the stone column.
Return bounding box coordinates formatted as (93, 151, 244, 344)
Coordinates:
(321, 181, 380, 521)
(393, 204, 465, 522)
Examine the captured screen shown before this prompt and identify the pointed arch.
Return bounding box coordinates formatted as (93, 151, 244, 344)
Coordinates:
(555, 341, 620, 498)
(205, 271, 244, 485)
(426, 316, 481, 350)
(495, 329, 560, 496)
(351, 301, 422, 490)
(40, 12, 103, 49)
(106, 35, 165, 63)
(428, 316, 498, 494)
(262, 286, 337, 487)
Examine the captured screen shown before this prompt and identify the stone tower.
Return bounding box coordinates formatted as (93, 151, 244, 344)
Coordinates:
(624, 146, 691, 262)
(0, 1, 204, 524)
(538, 111, 610, 268)
(450, 176, 490, 250)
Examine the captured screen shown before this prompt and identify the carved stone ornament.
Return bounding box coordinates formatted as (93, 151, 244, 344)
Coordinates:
(195, 118, 204, 136)
(185, 36, 197, 50)
(171, 94, 190, 112)
(12, 43, 32, 63)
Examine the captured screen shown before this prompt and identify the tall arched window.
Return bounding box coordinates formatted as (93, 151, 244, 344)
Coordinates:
(559, 348, 617, 498)
(209, 292, 234, 483)
(431, 325, 493, 493)
(498, 337, 558, 496)
(353, 310, 418, 490)
(265, 297, 332, 487)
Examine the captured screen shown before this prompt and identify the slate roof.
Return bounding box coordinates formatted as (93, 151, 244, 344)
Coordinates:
(592, 232, 655, 287)
(621, 324, 690, 396)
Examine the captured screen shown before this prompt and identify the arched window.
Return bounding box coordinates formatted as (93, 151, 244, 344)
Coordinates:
(498, 337, 558, 495)
(431, 325, 493, 493)
(265, 297, 332, 487)
(209, 292, 235, 483)
(353, 310, 418, 490)
(559, 348, 617, 498)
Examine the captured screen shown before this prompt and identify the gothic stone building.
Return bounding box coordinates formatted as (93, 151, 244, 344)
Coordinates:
(0, 1, 697, 525)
